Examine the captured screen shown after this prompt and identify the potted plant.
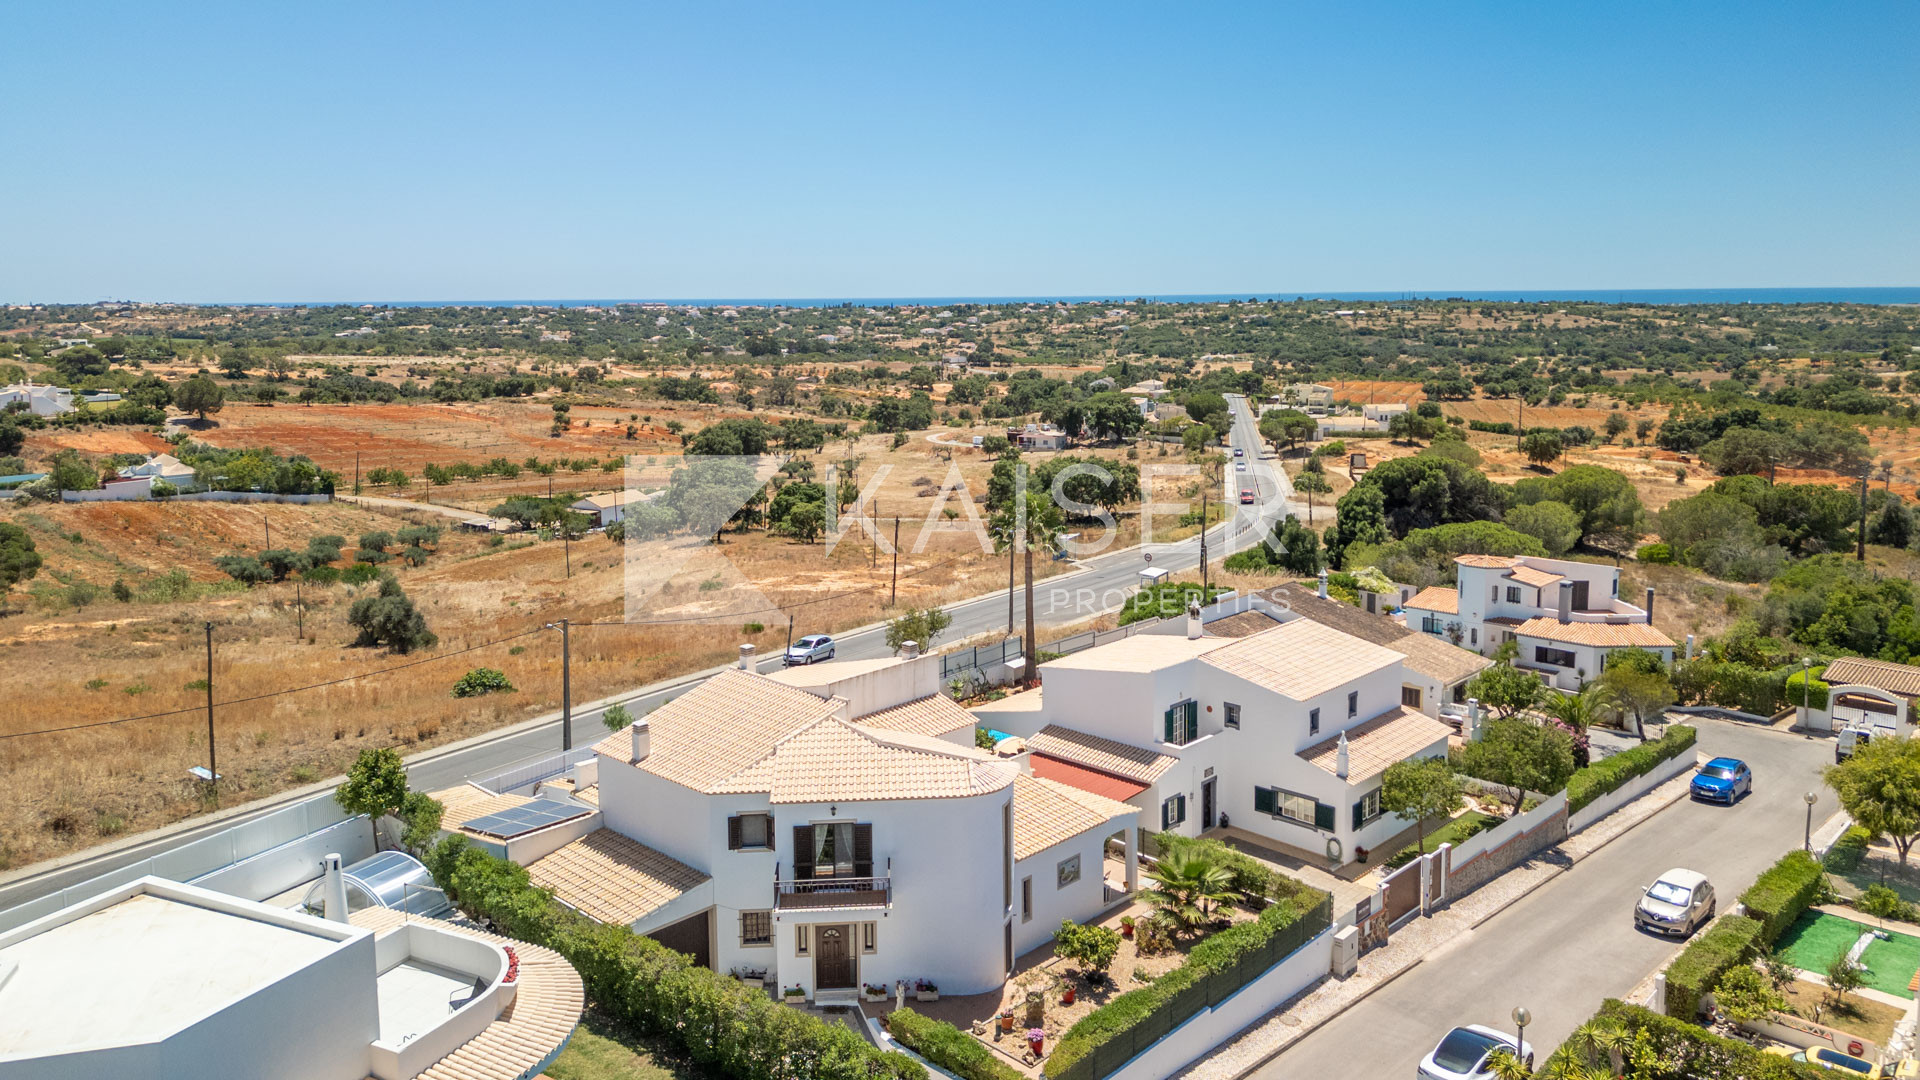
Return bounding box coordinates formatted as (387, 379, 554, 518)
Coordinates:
(1062, 982, 1076, 1006)
(1027, 1028, 1047, 1057)
(783, 985, 806, 1005)
(862, 983, 888, 1003)
(1355, 845, 1369, 864)
(740, 968, 765, 990)
(915, 979, 939, 1002)
(1120, 915, 1135, 939)
(997, 1010, 1016, 1034)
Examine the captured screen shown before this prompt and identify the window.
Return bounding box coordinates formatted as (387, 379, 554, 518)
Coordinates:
(1491, 585, 1499, 602)
(1347, 691, 1358, 718)
(1057, 855, 1081, 888)
(1506, 586, 1522, 603)
(1308, 707, 1320, 735)
(1257, 786, 1334, 831)
(1422, 615, 1443, 635)
(1002, 802, 1013, 910)
(1224, 702, 1241, 730)
(1535, 646, 1577, 668)
(729, 813, 773, 851)
(1470, 628, 1478, 646)
(1021, 876, 1033, 922)
(1161, 793, 1187, 829)
(862, 922, 877, 953)
(1352, 789, 1380, 830)
(1276, 789, 1317, 827)
(1163, 700, 1199, 745)
(795, 925, 810, 955)
(1401, 685, 1422, 709)
(740, 910, 772, 946)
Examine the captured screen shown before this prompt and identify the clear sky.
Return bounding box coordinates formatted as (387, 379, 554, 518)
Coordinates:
(4, 1, 1915, 303)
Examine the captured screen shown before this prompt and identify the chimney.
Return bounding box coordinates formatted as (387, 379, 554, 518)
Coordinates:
(1186, 601, 1204, 640)
(1317, 569, 1329, 600)
(1685, 634, 1696, 661)
(1644, 587, 1655, 626)
(321, 853, 351, 924)
(902, 640, 919, 660)
(1557, 580, 1573, 624)
(1467, 698, 1482, 741)
(630, 720, 651, 762)
(1335, 730, 1350, 779)
(738, 643, 755, 670)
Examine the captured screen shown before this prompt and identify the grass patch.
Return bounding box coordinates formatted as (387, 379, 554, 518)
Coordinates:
(1777, 911, 1920, 1000)
(544, 1010, 722, 1080)
(1382, 811, 1499, 868)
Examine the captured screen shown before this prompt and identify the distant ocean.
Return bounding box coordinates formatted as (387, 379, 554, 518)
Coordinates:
(286, 287, 1920, 309)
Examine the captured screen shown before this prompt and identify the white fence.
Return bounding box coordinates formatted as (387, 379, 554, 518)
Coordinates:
(1569, 749, 1701, 834)
(168, 490, 332, 504)
(468, 746, 599, 796)
(1451, 790, 1567, 868)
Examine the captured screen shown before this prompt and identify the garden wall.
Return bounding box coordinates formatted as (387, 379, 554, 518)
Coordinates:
(1445, 792, 1568, 898)
(168, 491, 332, 504)
(1568, 748, 1699, 833)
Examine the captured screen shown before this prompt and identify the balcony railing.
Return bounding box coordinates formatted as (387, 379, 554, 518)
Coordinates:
(774, 861, 892, 910)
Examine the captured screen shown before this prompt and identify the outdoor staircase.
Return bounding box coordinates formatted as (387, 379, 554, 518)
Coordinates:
(812, 987, 860, 1007)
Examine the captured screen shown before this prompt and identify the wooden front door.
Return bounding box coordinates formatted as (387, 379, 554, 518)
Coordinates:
(815, 924, 854, 989)
(1201, 777, 1217, 830)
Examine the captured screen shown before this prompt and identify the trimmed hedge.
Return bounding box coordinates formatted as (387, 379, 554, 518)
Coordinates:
(1665, 915, 1764, 1020)
(425, 836, 925, 1080)
(1567, 724, 1697, 814)
(1552, 999, 1826, 1079)
(888, 1009, 1023, 1080)
(1739, 850, 1825, 945)
(1784, 669, 1831, 711)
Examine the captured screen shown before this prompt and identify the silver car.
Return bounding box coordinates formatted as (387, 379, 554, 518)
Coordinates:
(784, 634, 836, 666)
(1635, 868, 1714, 937)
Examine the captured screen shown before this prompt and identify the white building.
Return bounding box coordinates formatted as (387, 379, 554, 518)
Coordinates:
(0, 381, 75, 416)
(1805, 656, 1920, 736)
(506, 650, 1137, 1002)
(1362, 402, 1409, 423)
(1400, 555, 1675, 690)
(0, 875, 580, 1080)
(117, 452, 198, 489)
(976, 616, 1453, 869)
(1282, 383, 1334, 409)
(569, 488, 653, 527)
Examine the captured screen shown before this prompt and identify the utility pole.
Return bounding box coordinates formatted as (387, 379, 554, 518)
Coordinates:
(354, 451, 360, 495)
(1200, 475, 1210, 595)
(1007, 541, 1015, 635)
(204, 622, 217, 807)
(890, 517, 900, 606)
(547, 619, 572, 750)
(263, 513, 270, 550)
(1858, 466, 1870, 562)
(294, 580, 303, 642)
(786, 615, 794, 654)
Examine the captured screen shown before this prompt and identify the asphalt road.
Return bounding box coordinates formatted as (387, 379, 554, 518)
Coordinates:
(1248, 718, 1836, 1078)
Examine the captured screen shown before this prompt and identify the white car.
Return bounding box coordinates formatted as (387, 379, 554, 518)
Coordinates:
(1418, 1025, 1533, 1080)
(1234, 462, 1247, 472)
(1636, 868, 1715, 937)
(784, 634, 836, 665)
(1233, 447, 1244, 457)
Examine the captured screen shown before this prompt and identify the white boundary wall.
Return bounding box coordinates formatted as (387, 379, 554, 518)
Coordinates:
(1569, 749, 1701, 834)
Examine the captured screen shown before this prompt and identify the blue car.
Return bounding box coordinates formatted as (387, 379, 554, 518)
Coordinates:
(1691, 757, 1752, 804)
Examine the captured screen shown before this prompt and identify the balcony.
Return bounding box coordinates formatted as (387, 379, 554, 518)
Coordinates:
(775, 874, 892, 911)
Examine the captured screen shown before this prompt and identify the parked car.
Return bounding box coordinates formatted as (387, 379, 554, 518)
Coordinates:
(1764, 1045, 1875, 1076)
(1837, 724, 1875, 763)
(1690, 757, 1751, 804)
(784, 634, 836, 666)
(1418, 1025, 1533, 1080)
(1635, 868, 1715, 937)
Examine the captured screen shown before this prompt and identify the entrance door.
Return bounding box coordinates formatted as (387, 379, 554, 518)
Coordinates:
(1571, 580, 1590, 611)
(815, 925, 854, 989)
(1201, 777, 1217, 831)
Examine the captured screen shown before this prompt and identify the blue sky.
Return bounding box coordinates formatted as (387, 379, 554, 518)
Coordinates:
(3, 1, 1915, 302)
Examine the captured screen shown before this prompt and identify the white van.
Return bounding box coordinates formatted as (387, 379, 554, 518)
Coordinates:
(971, 435, 984, 447)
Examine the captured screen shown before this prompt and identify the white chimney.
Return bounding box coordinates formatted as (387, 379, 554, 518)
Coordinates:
(630, 720, 650, 762)
(1557, 580, 1573, 624)
(1466, 697, 1482, 741)
(1685, 634, 1696, 660)
(738, 644, 755, 670)
(902, 640, 919, 660)
(321, 853, 351, 924)
(1644, 587, 1656, 626)
(1187, 601, 1204, 640)
(1317, 569, 1329, 600)
(1335, 731, 1350, 779)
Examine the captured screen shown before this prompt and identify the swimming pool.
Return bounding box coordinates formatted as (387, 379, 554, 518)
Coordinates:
(1777, 911, 1920, 999)
(985, 728, 1016, 743)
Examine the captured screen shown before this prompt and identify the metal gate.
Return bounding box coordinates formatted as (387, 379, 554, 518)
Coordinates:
(1382, 859, 1422, 927)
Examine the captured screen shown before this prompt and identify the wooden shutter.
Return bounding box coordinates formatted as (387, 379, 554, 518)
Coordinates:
(1184, 701, 1198, 743)
(792, 825, 814, 878)
(767, 814, 774, 850)
(1164, 706, 1177, 743)
(853, 823, 873, 878)
(1352, 800, 1365, 831)
(727, 816, 743, 850)
(1313, 801, 1335, 831)
(1175, 794, 1186, 825)
(1254, 787, 1276, 815)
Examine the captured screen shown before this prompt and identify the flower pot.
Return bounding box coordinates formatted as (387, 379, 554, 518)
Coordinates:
(741, 977, 764, 990)
(916, 990, 939, 1002)
(862, 990, 887, 1002)
(1029, 1037, 1045, 1057)
(1062, 986, 1076, 1005)
(998, 1013, 1016, 1033)
(1120, 924, 1134, 939)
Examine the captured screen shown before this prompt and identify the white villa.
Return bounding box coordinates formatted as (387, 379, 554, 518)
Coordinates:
(1806, 656, 1920, 737)
(976, 614, 1453, 871)
(568, 488, 653, 527)
(1399, 555, 1675, 690)
(0, 381, 75, 416)
(117, 452, 198, 489)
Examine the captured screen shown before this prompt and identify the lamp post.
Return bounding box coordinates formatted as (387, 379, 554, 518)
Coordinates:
(1805, 791, 1819, 852)
(545, 618, 572, 751)
(1512, 1006, 1531, 1068)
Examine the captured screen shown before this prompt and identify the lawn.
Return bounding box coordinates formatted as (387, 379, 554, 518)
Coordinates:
(1776, 912, 1920, 1000)
(1384, 811, 1500, 868)
(545, 1010, 721, 1080)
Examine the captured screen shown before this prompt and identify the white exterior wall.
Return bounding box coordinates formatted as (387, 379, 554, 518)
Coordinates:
(1013, 816, 1128, 958)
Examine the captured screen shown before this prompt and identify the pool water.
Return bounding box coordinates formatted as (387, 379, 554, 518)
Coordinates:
(1777, 911, 1920, 999)
(986, 728, 1016, 743)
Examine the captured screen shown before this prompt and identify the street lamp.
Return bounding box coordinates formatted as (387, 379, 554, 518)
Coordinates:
(1805, 791, 1819, 852)
(1512, 1006, 1531, 1069)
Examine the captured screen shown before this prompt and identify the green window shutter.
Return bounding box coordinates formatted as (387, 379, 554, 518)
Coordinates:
(1185, 701, 1199, 743)
(1352, 800, 1365, 831)
(1254, 787, 1276, 815)
(1313, 801, 1335, 831)
(1176, 794, 1186, 824)
(1164, 707, 1176, 743)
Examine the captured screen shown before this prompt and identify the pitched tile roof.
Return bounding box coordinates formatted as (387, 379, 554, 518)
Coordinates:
(1512, 617, 1675, 649)
(1456, 554, 1521, 568)
(1027, 725, 1178, 784)
(350, 907, 582, 1080)
(1206, 610, 1284, 638)
(1403, 586, 1460, 615)
(1388, 633, 1493, 686)
(1011, 774, 1136, 860)
(1507, 564, 1564, 588)
(430, 785, 536, 831)
(590, 668, 844, 793)
(764, 655, 907, 689)
(763, 719, 1015, 803)
(526, 828, 709, 926)
(855, 693, 977, 739)
(1201, 619, 1403, 701)
(1029, 755, 1150, 802)
(1822, 656, 1920, 698)
(1298, 707, 1452, 784)
(1256, 584, 1411, 646)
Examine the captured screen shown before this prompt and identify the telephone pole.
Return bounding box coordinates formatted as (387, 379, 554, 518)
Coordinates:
(353, 451, 360, 495)
(546, 619, 572, 750)
(1858, 467, 1870, 562)
(204, 622, 217, 806)
(1200, 477, 1210, 595)
(890, 517, 900, 606)
(294, 580, 303, 642)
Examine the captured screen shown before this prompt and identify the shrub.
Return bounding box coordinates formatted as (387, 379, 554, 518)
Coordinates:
(451, 668, 515, 697)
(887, 1009, 1022, 1080)
(1857, 883, 1918, 923)
(340, 562, 380, 585)
(150, 479, 178, 497)
(1664, 914, 1763, 1019)
(1636, 542, 1674, 564)
(1053, 920, 1122, 981)
(1551, 999, 1815, 1079)
(1738, 850, 1825, 945)
(1566, 724, 1696, 813)
(1783, 668, 1830, 711)
(1152, 833, 1324, 906)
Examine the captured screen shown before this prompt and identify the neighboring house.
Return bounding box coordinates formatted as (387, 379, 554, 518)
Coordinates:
(981, 614, 1453, 869)
(0, 381, 75, 416)
(1362, 402, 1409, 423)
(0, 875, 580, 1080)
(496, 649, 1138, 1002)
(568, 488, 653, 527)
(1087, 376, 1116, 391)
(1282, 382, 1334, 409)
(1400, 555, 1675, 690)
(1807, 656, 1920, 736)
(1011, 423, 1069, 451)
(118, 452, 198, 489)
(1121, 379, 1167, 398)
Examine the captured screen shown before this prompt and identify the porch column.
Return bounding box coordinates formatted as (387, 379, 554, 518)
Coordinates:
(1123, 828, 1139, 893)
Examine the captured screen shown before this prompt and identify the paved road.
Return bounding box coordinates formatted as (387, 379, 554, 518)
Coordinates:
(1249, 718, 1836, 1078)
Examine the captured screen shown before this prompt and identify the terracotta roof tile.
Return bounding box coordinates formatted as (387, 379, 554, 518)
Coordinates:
(1205, 610, 1283, 638)
(1027, 725, 1177, 784)
(766, 719, 1014, 803)
(1388, 633, 1493, 686)
(1822, 657, 1920, 698)
(430, 786, 537, 830)
(1507, 564, 1564, 588)
(1455, 554, 1521, 569)
(1512, 617, 1675, 649)
(1201, 619, 1403, 700)
(855, 694, 977, 739)
(1011, 775, 1136, 861)
(1403, 586, 1460, 615)
(1256, 584, 1412, 646)
(1298, 707, 1452, 784)
(526, 828, 709, 926)
(1029, 755, 1149, 802)
(590, 668, 844, 793)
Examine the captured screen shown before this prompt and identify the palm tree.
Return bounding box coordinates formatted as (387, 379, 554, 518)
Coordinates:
(1141, 851, 1237, 936)
(1292, 471, 1332, 525)
(1483, 1048, 1533, 1080)
(1565, 1018, 1629, 1077)
(989, 489, 1065, 684)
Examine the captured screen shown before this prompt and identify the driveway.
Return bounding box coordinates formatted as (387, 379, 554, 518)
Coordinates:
(1247, 718, 1835, 1077)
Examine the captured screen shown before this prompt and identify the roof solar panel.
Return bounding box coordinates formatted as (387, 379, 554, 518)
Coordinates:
(463, 798, 591, 839)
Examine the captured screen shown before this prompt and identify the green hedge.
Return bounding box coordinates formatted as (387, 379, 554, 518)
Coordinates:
(1567, 724, 1697, 813)
(425, 836, 924, 1080)
(1739, 850, 1825, 945)
(1551, 999, 1826, 1079)
(888, 1009, 1023, 1080)
(1665, 915, 1764, 1020)
(1784, 669, 1831, 711)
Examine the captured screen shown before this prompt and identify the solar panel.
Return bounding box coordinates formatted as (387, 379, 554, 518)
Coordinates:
(463, 798, 592, 839)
